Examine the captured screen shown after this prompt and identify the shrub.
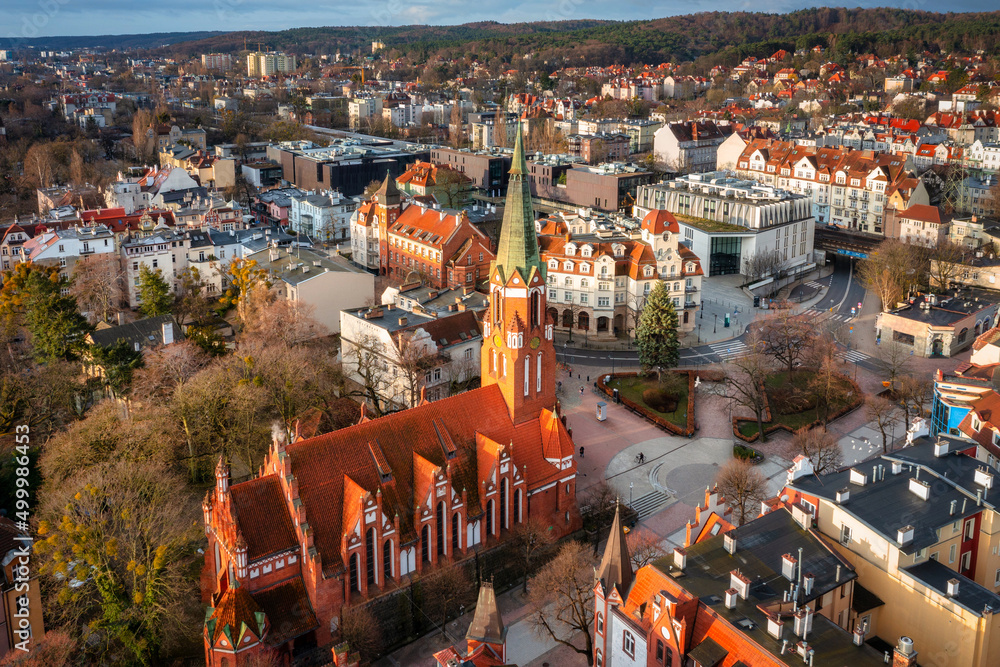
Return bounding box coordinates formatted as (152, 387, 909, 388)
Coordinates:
(642, 387, 678, 413)
(698, 370, 727, 383)
(734, 444, 758, 460)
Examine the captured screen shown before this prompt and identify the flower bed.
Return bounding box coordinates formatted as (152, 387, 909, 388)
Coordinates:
(733, 370, 864, 443)
(598, 371, 696, 436)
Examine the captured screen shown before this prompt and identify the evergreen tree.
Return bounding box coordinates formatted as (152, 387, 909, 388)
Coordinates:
(136, 266, 173, 318)
(635, 281, 680, 372)
(90, 339, 145, 395)
(22, 270, 92, 363)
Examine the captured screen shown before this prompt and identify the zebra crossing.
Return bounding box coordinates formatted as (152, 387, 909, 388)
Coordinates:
(804, 280, 826, 290)
(807, 306, 854, 321)
(709, 340, 748, 361)
(841, 349, 869, 364)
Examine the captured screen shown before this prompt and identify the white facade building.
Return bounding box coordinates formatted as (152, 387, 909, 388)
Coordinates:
(288, 190, 357, 242)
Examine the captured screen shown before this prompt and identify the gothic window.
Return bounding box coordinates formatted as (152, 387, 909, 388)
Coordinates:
(349, 553, 360, 592)
(365, 528, 376, 586)
(452, 513, 461, 552)
(536, 353, 542, 392)
(530, 291, 540, 329)
(486, 499, 494, 536)
(513, 488, 522, 524)
(500, 479, 508, 531)
(524, 356, 530, 396)
(383, 539, 393, 582)
(421, 525, 431, 563)
(436, 502, 446, 557)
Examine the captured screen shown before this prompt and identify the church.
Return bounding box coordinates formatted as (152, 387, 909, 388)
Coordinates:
(200, 129, 581, 665)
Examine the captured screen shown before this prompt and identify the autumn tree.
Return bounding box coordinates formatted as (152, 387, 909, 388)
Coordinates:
(526, 541, 595, 665)
(896, 374, 932, 427)
(218, 258, 269, 324)
(759, 308, 816, 374)
(726, 330, 774, 442)
(421, 561, 474, 637)
(0, 629, 76, 666)
(131, 108, 156, 161)
(136, 266, 173, 318)
(172, 266, 212, 327)
(509, 517, 556, 593)
(340, 333, 393, 416)
(635, 280, 680, 374)
(242, 298, 326, 347)
(807, 333, 843, 425)
(34, 461, 201, 664)
(71, 253, 126, 325)
(715, 458, 768, 526)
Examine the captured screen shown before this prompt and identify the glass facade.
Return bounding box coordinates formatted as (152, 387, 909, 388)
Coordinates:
(709, 236, 742, 276)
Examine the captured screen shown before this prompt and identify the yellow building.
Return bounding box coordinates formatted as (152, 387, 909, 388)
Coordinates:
(782, 437, 1000, 667)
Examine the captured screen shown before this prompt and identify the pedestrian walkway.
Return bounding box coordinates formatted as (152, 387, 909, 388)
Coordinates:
(840, 349, 869, 364)
(709, 339, 748, 360)
(630, 490, 672, 520)
(805, 305, 855, 321)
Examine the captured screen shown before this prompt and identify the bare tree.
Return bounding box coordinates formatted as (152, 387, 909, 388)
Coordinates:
(340, 333, 393, 416)
(726, 330, 775, 442)
(580, 480, 620, 556)
(792, 427, 843, 475)
(339, 605, 382, 664)
(421, 562, 474, 638)
(626, 528, 667, 569)
(742, 248, 782, 283)
(509, 517, 556, 594)
(928, 240, 968, 290)
(759, 308, 816, 374)
(242, 298, 326, 347)
(806, 333, 843, 425)
(897, 374, 932, 426)
(872, 339, 913, 389)
(866, 395, 900, 452)
(715, 458, 768, 526)
(859, 239, 926, 311)
(395, 330, 441, 407)
(0, 628, 76, 666)
(526, 541, 595, 665)
(70, 253, 126, 325)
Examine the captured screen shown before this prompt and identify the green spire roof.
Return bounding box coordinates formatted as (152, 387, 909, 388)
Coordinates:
(494, 124, 541, 282)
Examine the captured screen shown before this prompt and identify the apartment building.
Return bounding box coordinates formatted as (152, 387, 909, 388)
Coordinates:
(200, 53, 232, 70)
(635, 172, 814, 278)
(782, 438, 1000, 667)
(348, 96, 383, 129)
(567, 133, 631, 164)
(537, 209, 702, 340)
(468, 111, 519, 150)
(652, 120, 734, 173)
(246, 51, 296, 77)
(288, 190, 356, 242)
(340, 305, 482, 410)
(736, 139, 928, 235)
(20, 225, 116, 279)
(120, 230, 190, 308)
(429, 147, 511, 196)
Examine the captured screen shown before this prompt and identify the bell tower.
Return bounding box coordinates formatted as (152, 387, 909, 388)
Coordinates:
(372, 170, 401, 277)
(481, 126, 556, 424)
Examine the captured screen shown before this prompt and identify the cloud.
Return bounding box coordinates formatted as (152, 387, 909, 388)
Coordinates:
(9, 0, 1000, 38)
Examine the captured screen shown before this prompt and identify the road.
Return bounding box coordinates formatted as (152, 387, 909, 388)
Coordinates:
(558, 257, 872, 369)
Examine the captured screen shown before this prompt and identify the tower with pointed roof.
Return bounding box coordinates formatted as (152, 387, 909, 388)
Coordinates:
(594, 502, 634, 667)
(373, 170, 402, 277)
(481, 125, 557, 424)
(465, 581, 507, 660)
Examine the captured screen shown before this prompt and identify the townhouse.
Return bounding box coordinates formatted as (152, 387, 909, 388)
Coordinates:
(20, 225, 116, 280)
(287, 190, 356, 242)
(653, 120, 734, 173)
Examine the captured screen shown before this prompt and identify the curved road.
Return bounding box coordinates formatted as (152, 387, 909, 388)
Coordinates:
(558, 258, 870, 369)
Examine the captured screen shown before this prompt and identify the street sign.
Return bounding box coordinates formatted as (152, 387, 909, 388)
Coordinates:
(849, 326, 854, 332)
(851, 307, 856, 315)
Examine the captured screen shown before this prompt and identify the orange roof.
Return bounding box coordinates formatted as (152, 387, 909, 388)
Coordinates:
(641, 209, 679, 235)
(900, 204, 942, 225)
(229, 477, 299, 561)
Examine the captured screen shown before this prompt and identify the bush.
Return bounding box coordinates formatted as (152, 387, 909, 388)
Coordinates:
(733, 444, 759, 460)
(769, 386, 816, 413)
(642, 387, 678, 413)
(698, 370, 727, 382)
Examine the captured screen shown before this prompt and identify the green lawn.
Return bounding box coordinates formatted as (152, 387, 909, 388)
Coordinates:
(675, 214, 747, 234)
(738, 370, 858, 438)
(608, 374, 689, 429)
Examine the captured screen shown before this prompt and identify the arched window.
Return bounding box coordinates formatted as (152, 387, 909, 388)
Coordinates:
(365, 527, 376, 586)
(421, 525, 431, 563)
(486, 499, 494, 537)
(530, 291, 540, 329)
(524, 356, 530, 396)
(349, 553, 360, 592)
(597, 612, 604, 633)
(580, 278, 589, 288)
(500, 478, 508, 531)
(513, 488, 522, 525)
(383, 539, 393, 582)
(502, 355, 507, 377)
(596, 649, 603, 667)
(536, 353, 542, 392)
(452, 513, 461, 552)
(436, 502, 446, 557)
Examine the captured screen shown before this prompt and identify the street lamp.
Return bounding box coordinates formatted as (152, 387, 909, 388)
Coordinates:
(629, 481, 633, 507)
(697, 323, 702, 344)
(714, 313, 718, 334)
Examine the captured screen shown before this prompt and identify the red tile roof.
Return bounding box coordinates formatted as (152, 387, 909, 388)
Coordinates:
(253, 577, 318, 646)
(229, 477, 298, 561)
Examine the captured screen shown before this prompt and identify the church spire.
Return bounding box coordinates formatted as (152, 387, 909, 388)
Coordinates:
(466, 581, 507, 653)
(597, 500, 634, 598)
(493, 123, 541, 282)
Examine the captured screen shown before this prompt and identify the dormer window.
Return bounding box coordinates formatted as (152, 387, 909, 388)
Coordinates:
(563, 261, 573, 271)
(581, 245, 593, 257)
(549, 259, 558, 269)
(972, 415, 982, 431)
(643, 266, 653, 277)
(662, 232, 670, 242)
(565, 243, 576, 256)
(579, 263, 590, 273)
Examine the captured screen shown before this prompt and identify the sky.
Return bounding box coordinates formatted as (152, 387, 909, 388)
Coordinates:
(5, 0, 1000, 38)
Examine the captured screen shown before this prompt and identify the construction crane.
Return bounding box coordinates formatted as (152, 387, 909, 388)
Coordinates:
(335, 65, 370, 86)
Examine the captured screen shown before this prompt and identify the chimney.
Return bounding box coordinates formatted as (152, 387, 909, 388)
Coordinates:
(767, 614, 784, 640)
(673, 547, 686, 571)
(724, 533, 737, 555)
(724, 587, 738, 609)
(117, 311, 125, 326)
(730, 571, 750, 599)
(161, 321, 174, 345)
(946, 578, 960, 597)
(909, 477, 930, 501)
(950, 499, 958, 515)
(896, 525, 914, 546)
(398, 316, 408, 326)
(803, 573, 815, 597)
(782, 553, 797, 580)
(893, 637, 918, 667)
(853, 623, 867, 646)
(836, 488, 850, 504)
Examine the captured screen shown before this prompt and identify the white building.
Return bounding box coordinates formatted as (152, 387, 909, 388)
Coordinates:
(246, 51, 296, 77)
(349, 97, 383, 130)
(635, 172, 814, 278)
(340, 304, 482, 410)
(120, 230, 190, 308)
(653, 120, 733, 173)
(20, 225, 117, 280)
(288, 190, 357, 242)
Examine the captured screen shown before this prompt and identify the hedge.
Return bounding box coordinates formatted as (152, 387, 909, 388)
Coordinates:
(597, 371, 697, 436)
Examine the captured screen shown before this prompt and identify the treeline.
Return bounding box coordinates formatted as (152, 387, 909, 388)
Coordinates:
(0, 31, 224, 51)
(162, 9, 1000, 69)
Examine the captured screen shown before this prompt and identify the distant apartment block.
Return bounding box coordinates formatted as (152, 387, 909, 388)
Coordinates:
(246, 51, 296, 77)
(200, 53, 232, 70)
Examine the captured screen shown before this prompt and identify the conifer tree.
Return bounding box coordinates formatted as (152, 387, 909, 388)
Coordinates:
(635, 280, 680, 373)
(136, 266, 173, 318)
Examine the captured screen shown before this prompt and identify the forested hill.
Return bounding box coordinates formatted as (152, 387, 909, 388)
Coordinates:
(164, 8, 1000, 67)
(0, 31, 224, 51)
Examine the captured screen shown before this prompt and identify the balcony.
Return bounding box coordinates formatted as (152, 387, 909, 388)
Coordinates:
(685, 285, 699, 293)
